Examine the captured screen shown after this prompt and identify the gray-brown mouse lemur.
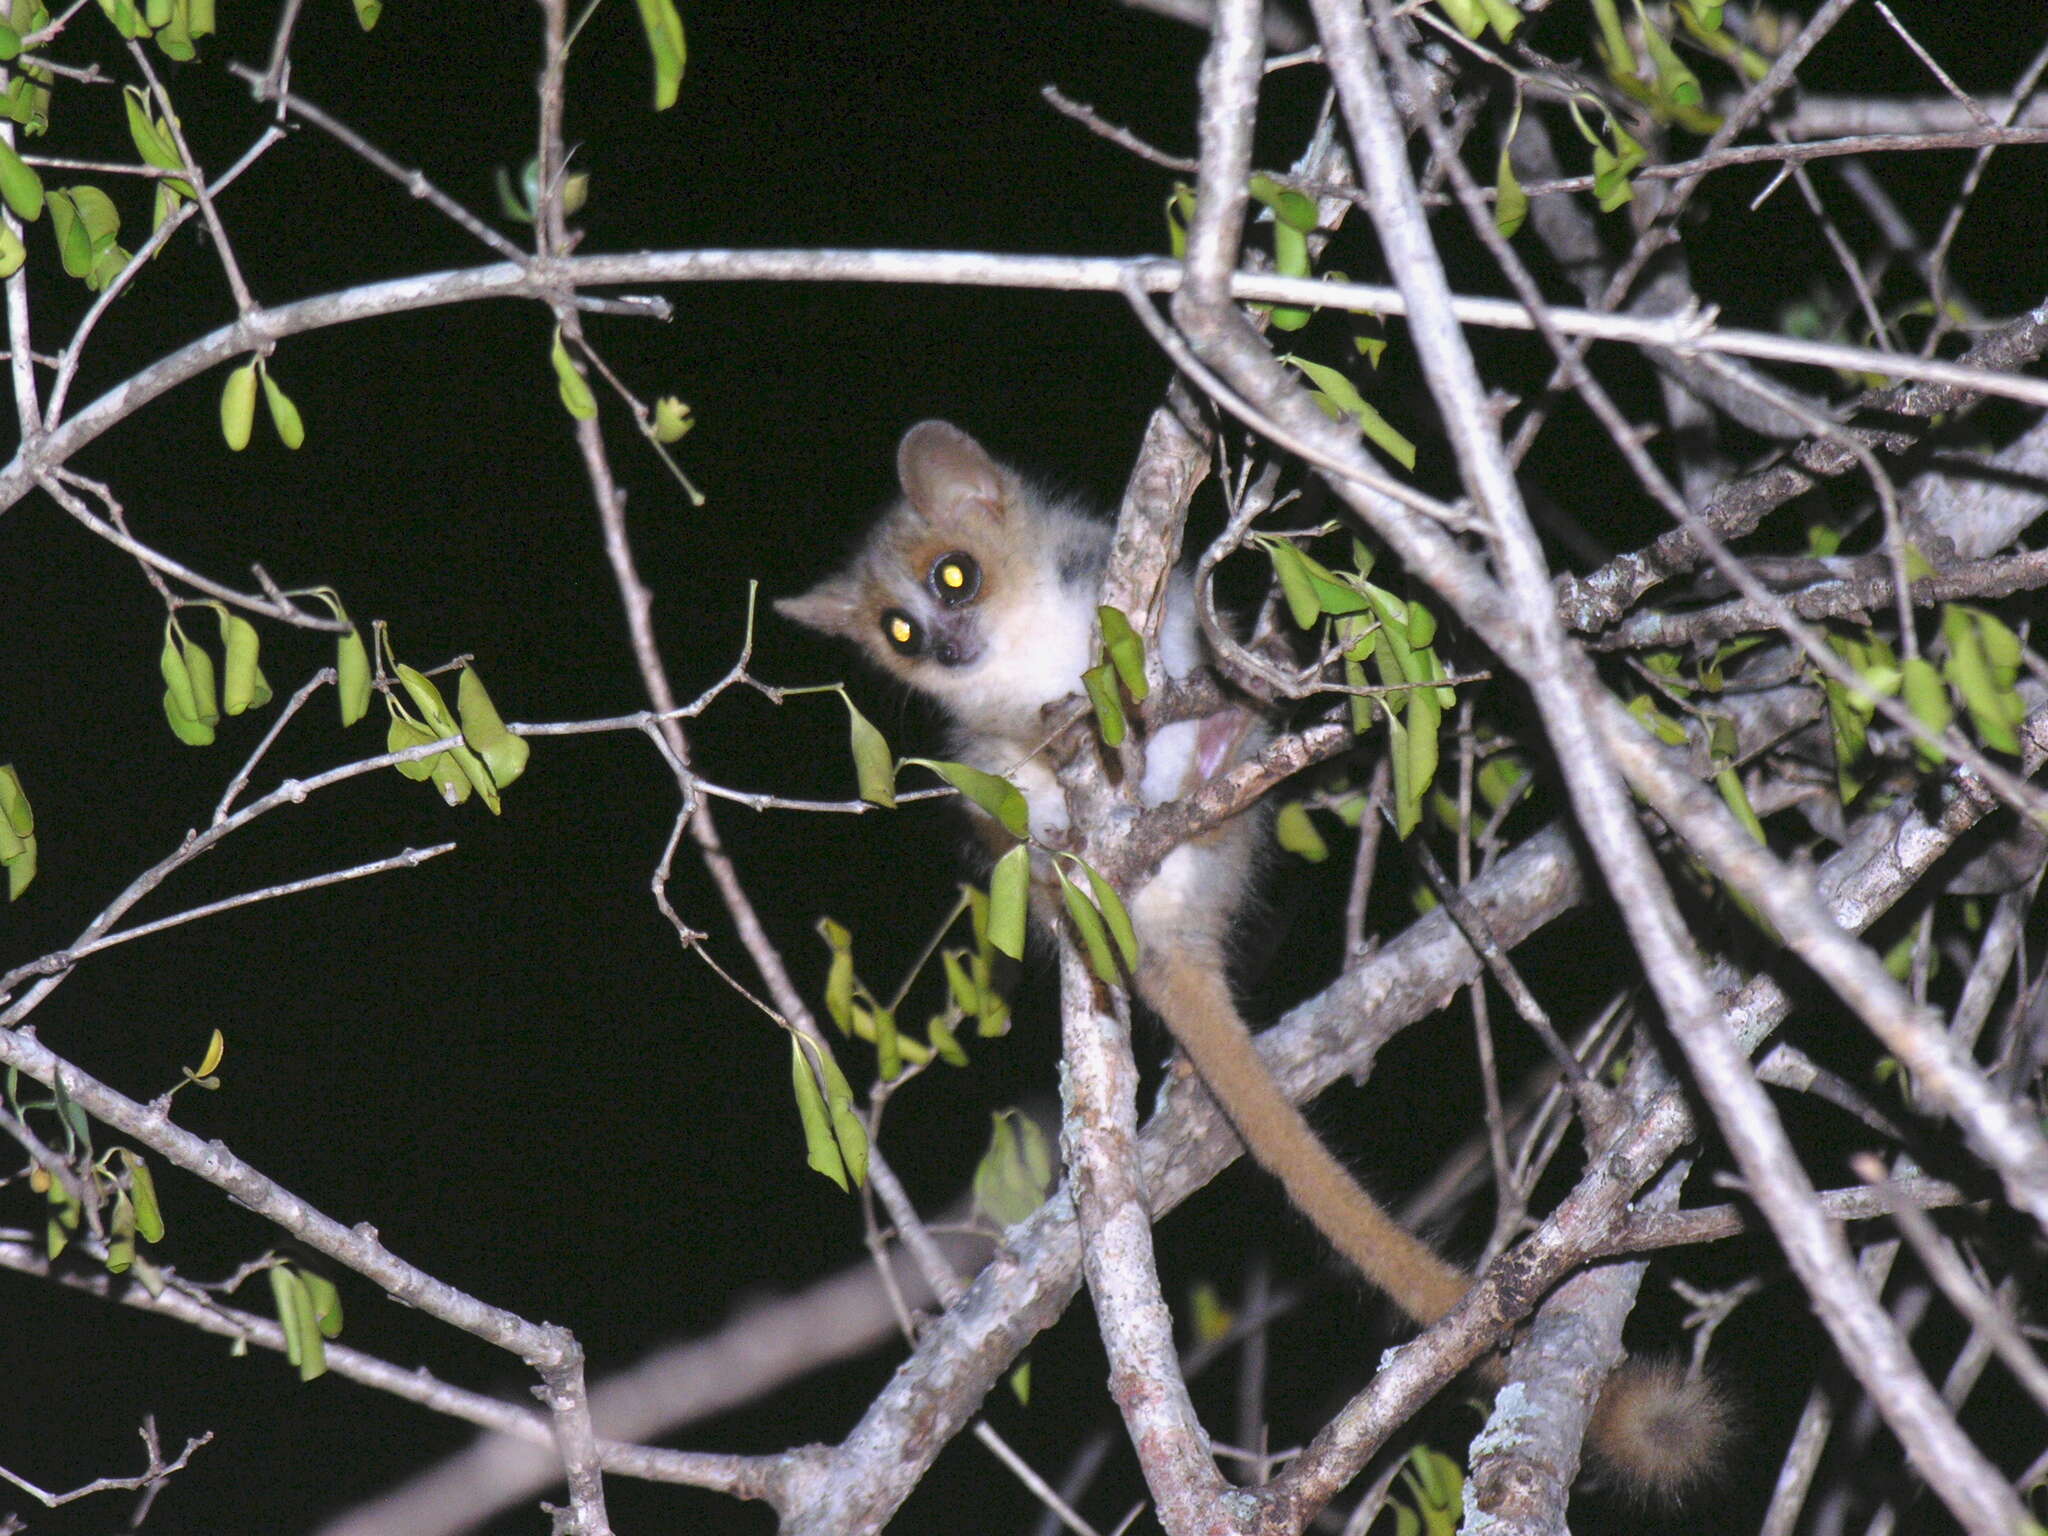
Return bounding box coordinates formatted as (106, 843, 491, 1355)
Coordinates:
(778, 421, 1728, 1499)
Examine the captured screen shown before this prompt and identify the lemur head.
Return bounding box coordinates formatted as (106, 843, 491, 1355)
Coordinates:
(777, 421, 1105, 736)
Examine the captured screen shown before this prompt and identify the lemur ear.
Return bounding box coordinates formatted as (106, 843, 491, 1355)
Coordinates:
(898, 421, 1008, 528)
(774, 572, 864, 638)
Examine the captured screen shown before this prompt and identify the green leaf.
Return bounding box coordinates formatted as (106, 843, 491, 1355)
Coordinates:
(303, 1270, 343, 1338)
(1477, 0, 1520, 39)
(1265, 538, 1322, 629)
(259, 365, 305, 449)
(117, 1149, 165, 1242)
(988, 844, 1030, 961)
(1056, 863, 1120, 985)
(904, 759, 1029, 839)
(634, 0, 687, 110)
(351, 0, 379, 26)
(1714, 766, 1766, 845)
(973, 1109, 1053, 1228)
(842, 692, 895, 807)
(1097, 605, 1149, 700)
(0, 222, 25, 278)
(1072, 857, 1138, 972)
(1435, 0, 1486, 37)
(216, 608, 271, 715)
(336, 627, 371, 727)
(458, 666, 529, 788)
(0, 24, 18, 59)
(1635, 0, 1702, 106)
(872, 1002, 902, 1082)
(791, 1035, 848, 1191)
(550, 326, 597, 420)
(1900, 655, 1951, 768)
(6, 829, 36, 897)
(45, 189, 90, 276)
(386, 715, 442, 781)
(926, 1013, 968, 1067)
(1280, 353, 1417, 469)
(652, 394, 692, 441)
(220, 360, 258, 450)
(122, 87, 189, 189)
(1943, 607, 2021, 754)
(1405, 680, 1442, 830)
(1493, 142, 1527, 239)
(1082, 662, 1126, 747)
(1164, 183, 1195, 260)
(0, 762, 33, 839)
(0, 132, 40, 219)
(1274, 800, 1328, 862)
(66, 184, 118, 249)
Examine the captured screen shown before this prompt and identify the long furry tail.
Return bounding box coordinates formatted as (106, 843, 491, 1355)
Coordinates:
(1136, 946, 1733, 1500)
(1585, 1355, 1736, 1503)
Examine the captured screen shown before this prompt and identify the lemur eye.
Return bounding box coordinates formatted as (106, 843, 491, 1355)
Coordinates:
(882, 609, 924, 656)
(929, 551, 981, 606)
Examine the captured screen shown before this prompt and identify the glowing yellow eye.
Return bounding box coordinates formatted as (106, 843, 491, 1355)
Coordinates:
(882, 609, 922, 655)
(929, 550, 980, 606)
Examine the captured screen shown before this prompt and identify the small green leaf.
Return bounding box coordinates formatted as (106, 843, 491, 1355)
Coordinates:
(106, 1190, 137, 1273)
(1097, 605, 1150, 700)
(1265, 538, 1323, 629)
(1943, 606, 2020, 754)
(0, 24, 19, 59)
(351, 0, 380, 26)
(1494, 143, 1528, 238)
(926, 1014, 968, 1067)
(220, 360, 258, 450)
(0, 762, 31, 837)
(1164, 183, 1195, 260)
(118, 1149, 165, 1242)
(386, 715, 442, 781)
(0, 132, 41, 219)
(790, 1035, 848, 1191)
(1279, 353, 1417, 469)
(1082, 662, 1126, 747)
(652, 394, 693, 442)
(1714, 766, 1767, 846)
(193, 1028, 226, 1079)
(872, 1003, 902, 1082)
(841, 693, 895, 808)
(1635, 0, 1702, 106)
(1477, 0, 1520, 39)
(458, 666, 529, 789)
(259, 364, 305, 449)
(216, 608, 271, 715)
(0, 223, 25, 278)
(988, 844, 1030, 961)
(336, 626, 371, 727)
(973, 1109, 1053, 1228)
(905, 759, 1029, 839)
(941, 947, 979, 1016)
(1073, 857, 1138, 972)
(302, 1270, 343, 1338)
(1055, 862, 1121, 984)
(1900, 655, 1951, 767)
(634, 0, 687, 111)
(1274, 800, 1328, 862)
(45, 189, 90, 276)
(550, 327, 597, 420)
(1435, 0, 1486, 37)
